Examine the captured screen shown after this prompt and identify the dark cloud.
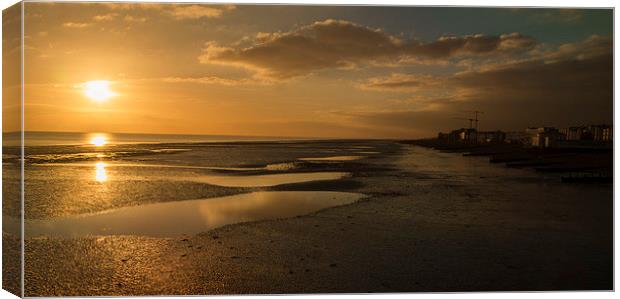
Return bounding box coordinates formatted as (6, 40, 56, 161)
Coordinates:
(354, 35, 612, 136)
(411, 33, 537, 59)
(359, 74, 437, 92)
(540, 34, 611, 62)
(199, 19, 537, 78)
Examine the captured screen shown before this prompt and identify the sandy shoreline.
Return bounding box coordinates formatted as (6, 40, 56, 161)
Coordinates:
(22, 143, 612, 295)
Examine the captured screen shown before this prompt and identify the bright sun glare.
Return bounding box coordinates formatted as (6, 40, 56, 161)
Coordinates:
(90, 136, 107, 147)
(83, 80, 116, 102)
(95, 162, 107, 182)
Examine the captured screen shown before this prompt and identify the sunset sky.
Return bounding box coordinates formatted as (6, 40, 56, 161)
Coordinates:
(4, 3, 613, 138)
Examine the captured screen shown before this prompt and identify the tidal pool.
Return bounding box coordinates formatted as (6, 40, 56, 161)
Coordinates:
(298, 156, 365, 161)
(26, 191, 364, 237)
(178, 172, 349, 187)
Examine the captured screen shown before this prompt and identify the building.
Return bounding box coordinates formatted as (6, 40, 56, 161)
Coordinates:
(559, 125, 612, 143)
(560, 126, 585, 141)
(458, 128, 477, 143)
(437, 132, 459, 143)
(477, 130, 506, 144)
(590, 125, 612, 142)
(505, 131, 529, 144)
(602, 126, 612, 142)
(437, 128, 477, 144)
(526, 127, 563, 148)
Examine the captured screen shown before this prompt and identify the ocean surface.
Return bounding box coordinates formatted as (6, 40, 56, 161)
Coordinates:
(7, 132, 608, 239)
(3, 131, 303, 147)
(13, 133, 613, 295)
(3, 131, 396, 237)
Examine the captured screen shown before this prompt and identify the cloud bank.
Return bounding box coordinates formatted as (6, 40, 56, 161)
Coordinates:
(353, 35, 612, 135)
(199, 19, 537, 78)
(103, 3, 236, 19)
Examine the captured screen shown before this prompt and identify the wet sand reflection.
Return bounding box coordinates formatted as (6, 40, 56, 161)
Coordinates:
(26, 191, 364, 237)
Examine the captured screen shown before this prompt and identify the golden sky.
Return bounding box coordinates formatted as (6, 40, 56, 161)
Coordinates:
(3, 3, 613, 138)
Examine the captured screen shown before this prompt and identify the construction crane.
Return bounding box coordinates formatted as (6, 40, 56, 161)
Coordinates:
(453, 117, 475, 129)
(463, 110, 483, 131)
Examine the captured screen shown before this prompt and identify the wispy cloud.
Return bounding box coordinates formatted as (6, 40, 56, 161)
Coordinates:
(168, 5, 236, 19)
(62, 22, 90, 28)
(93, 13, 118, 22)
(156, 75, 270, 86)
(123, 15, 147, 23)
(358, 73, 438, 92)
(101, 3, 235, 20)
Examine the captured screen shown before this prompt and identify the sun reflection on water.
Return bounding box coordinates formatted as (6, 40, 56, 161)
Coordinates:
(95, 162, 108, 182)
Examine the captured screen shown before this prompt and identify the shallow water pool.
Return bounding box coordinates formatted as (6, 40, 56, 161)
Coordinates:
(176, 172, 349, 187)
(298, 156, 365, 161)
(26, 191, 364, 237)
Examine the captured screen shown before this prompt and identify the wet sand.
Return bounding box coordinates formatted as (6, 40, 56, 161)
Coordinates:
(23, 143, 612, 296)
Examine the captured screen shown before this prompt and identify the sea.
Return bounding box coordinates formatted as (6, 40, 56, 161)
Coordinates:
(2, 131, 397, 237)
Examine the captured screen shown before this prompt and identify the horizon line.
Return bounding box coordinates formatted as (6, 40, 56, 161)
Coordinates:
(1, 130, 405, 141)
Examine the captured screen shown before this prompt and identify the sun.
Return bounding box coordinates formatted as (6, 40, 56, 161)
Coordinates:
(90, 136, 107, 147)
(83, 80, 116, 102)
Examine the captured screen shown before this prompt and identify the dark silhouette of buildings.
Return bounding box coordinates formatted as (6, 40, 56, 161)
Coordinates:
(437, 124, 612, 148)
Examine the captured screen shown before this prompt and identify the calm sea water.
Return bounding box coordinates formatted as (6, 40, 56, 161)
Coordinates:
(3, 131, 301, 147)
(2, 131, 395, 237)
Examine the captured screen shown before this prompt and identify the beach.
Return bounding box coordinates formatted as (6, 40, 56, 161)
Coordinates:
(8, 140, 612, 295)
(1, 2, 613, 296)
